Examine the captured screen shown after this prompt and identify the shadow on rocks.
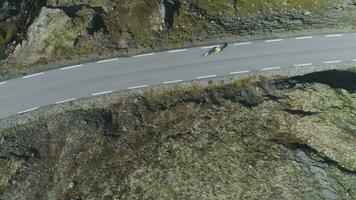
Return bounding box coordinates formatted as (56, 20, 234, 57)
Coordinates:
(289, 70, 356, 93)
(162, 0, 181, 29)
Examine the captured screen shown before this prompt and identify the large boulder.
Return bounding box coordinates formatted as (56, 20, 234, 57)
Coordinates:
(0, 0, 46, 60)
(7, 6, 95, 66)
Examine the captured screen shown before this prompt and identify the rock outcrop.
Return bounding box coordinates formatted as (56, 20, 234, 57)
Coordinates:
(7, 6, 100, 66)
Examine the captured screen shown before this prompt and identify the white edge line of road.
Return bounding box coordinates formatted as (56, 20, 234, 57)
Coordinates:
(197, 75, 217, 79)
(262, 67, 282, 71)
(0, 81, 7, 85)
(22, 72, 45, 79)
(128, 85, 149, 90)
(56, 98, 77, 104)
(92, 90, 113, 96)
(17, 107, 39, 114)
(96, 58, 119, 63)
(325, 34, 343, 37)
(294, 63, 313, 67)
(229, 70, 250, 75)
(60, 64, 84, 70)
(265, 39, 283, 43)
(295, 36, 313, 40)
(323, 60, 341, 64)
(233, 42, 252, 46)
(163, 80, 183, 84)
(133, 53, 155, 58)
(167, 49, 188, 53)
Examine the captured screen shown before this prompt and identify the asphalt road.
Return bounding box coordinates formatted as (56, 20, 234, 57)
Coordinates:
(0, 32, 356, 119)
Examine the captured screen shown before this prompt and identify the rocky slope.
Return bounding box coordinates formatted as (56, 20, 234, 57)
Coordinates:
(1, 0, 356, 79)
(0, 68, 355, 199)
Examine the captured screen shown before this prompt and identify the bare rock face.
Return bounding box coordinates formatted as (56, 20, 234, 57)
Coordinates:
(8, 7, 71, 65)
(7, 6, 95, 66)
(0, 0, 46, 60)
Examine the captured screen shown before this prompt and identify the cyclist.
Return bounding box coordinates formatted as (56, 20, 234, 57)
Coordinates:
(202, 43, 228, 56)
(214, 46, 222, 53)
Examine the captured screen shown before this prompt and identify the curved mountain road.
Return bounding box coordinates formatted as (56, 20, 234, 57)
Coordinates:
(1, 33, 356, 119)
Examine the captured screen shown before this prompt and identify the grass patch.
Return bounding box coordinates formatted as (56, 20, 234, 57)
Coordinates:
(345, 67, 356, 73)
(234, 75, 267, 89)
(195, 0, 235, 16)
(153, 103, 197, 136)
(143, 84, 203, 109)
(194, 0, 343, 16)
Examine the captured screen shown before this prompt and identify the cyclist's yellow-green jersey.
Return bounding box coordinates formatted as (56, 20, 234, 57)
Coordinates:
(215, 47, 222, 53)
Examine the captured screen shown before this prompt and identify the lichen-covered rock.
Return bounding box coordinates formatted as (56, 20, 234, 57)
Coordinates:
(6, 6, 100, 66)
(0, 0, 46, 61)
(280, 83, 356, 171)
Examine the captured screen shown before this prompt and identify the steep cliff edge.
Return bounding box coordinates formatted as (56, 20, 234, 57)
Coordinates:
(1, 0, 356, 79)
(0, 69, 355, 199)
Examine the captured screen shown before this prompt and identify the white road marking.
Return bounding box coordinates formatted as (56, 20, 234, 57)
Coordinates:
(56, 98, 77, 104)
(352, 59, 356, 62)
(229, 70, 250, 75)
(92, 90, 113, 96)
(201, 45, 217, 49)
(60, 64, 83, 70)
(296, 36, 313, 40)
(323, 60, 341, 64)
(96, 58, 119, 63)
(128, 85, 149, 90)
(167, 49, 188, 53)
(262, 67, 282, 71)
(326, 34, 343, 38)
(265, 39, 283, 43)
(0, 81, 7, 85)
(22, 72, 45, 79)
(294, 63, 313, 67)
(233, 42, 252, 46)
(17, 107, 39, 114)
(163, 80, 183, 84)
(197, 75, 217, 79)
(133, 53, 155, 58)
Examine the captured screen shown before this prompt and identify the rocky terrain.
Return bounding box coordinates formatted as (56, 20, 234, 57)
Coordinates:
(0, 68, 355, 199)
(1, 0, 356, 79)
